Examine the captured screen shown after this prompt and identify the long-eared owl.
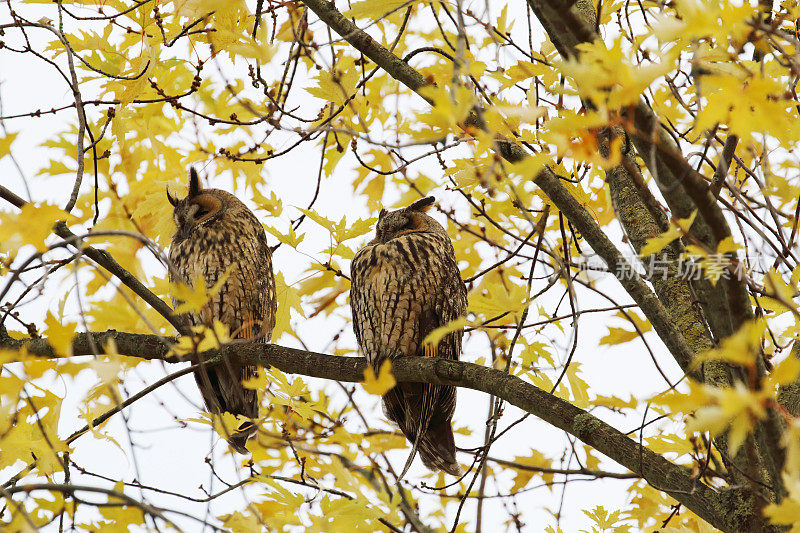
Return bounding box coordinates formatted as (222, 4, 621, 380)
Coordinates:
(350, 197, 467, 475)
(167, 168, 277, 454)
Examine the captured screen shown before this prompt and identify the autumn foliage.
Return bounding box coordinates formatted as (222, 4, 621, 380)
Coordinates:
(3, 0, 800, 531)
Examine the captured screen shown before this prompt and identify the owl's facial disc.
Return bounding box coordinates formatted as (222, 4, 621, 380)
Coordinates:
(173, 194, 223, 241)
(192, 194, 222, 223)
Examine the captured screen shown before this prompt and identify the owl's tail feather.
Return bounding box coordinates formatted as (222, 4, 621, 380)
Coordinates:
(398, 432, 421, 481)
(417, 420, 463, 477)
(385, 382, 462, 477)
(398, 402, 462, 479)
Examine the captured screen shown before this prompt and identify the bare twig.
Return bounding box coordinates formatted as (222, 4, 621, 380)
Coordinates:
(0, 327, 737, 531)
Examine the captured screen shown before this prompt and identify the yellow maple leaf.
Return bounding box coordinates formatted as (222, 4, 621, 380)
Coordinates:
(599, 310, 652, 346)
(264, 225, 305, 248)
(273, 272, 305, 340)
(676, 381, 770, 455)
(343, 0, 418, 19)
(566, 364, 590, 408)
(0, 203, 75, 253)
(640, 210, 698, 256)
(423, 317, 470, 348)
(171, 264, 236, 314)
(508, 450, 553, 492)
(591, 394, 637, 409)
(764, 496, 800, 530)
(43, 311, 77, 357)
(0, 131, 17, 159)
(219, 510, 263, 533)
(519, 340, 555, 368)
(692, 319, 765, 368)
(362, 360, 396, 395)
(128, 181, 177, 245)
(768, 354, 800, 389)
(469, 280, 531, 324)
(364, 433, 408, 454)
(212, 411, 252, 443)
(305, 59, 360, 106)
(97, 483, 146, 530)
(170, 278, 212, 315)
(173, 321, 231, 356)
(242, 367, 270, 391)
(227, 39, 275, 62)
(412, 84, 475, 141)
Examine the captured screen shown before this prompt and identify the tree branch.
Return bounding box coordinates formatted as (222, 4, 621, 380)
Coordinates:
(521, 0, 782, 501)
(524, 0, 752, 341)
(711, 134, 739, 198)
(484, 456, 639, 479)
(14, 21, 88, 214)
(0, 185, 189, 335)
(298, 0, 699, 377)
(0, 327, 743, 532)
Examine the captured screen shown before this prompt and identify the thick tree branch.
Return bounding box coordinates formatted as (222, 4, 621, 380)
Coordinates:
(540, 0, 726, 370)
(524, 0, 752, 340)
(521, 0, 782, 501)
(0, 328, 746, 532)
(298, 0, 699, 377)
(274, 5, 783, 525)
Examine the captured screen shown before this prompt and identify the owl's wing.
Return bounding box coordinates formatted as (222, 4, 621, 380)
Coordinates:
(431, 238, 468, 362)
(350, 248, 366, 347)
(350, 243, 385, 364)
(214, 226, 276, 342)
(350, 232, 465, 367)
(403, 232, 466, 476)
(258, 231, 277, 340)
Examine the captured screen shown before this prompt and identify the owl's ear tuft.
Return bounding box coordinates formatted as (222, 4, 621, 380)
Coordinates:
(408, 196, 435, 213)
(378, 208, 387, 219)
(166, 185, 178, 207)
(188, 168, 202, 197)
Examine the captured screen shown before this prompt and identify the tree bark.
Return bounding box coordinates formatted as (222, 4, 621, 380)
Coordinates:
(0, 325, 756, 532)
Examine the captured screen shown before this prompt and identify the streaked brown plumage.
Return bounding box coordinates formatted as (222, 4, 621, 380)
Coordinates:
(350, 197, 467, 476)
(167, 169, 276, 454)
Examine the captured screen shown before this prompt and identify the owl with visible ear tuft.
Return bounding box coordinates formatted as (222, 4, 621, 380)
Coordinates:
(167, 168, 277, 454)
(350, 197, 467, 476)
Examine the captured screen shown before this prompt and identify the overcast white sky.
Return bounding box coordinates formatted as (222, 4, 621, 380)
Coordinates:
(0, 1, 690, 531)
